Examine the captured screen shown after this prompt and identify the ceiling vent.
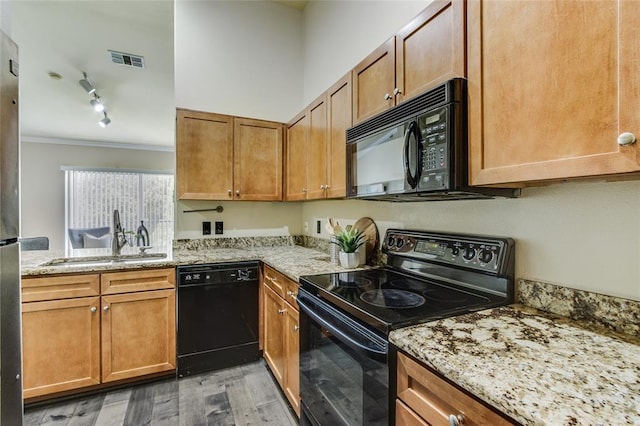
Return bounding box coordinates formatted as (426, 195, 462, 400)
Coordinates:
(108, 50, 145, 69)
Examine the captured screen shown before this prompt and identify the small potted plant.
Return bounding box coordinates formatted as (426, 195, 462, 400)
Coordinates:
(332, 227, 365, 268)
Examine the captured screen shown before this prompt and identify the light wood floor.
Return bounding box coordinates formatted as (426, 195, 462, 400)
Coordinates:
(23, 360, 297, 426)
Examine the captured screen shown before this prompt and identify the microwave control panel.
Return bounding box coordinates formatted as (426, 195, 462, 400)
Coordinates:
(418, 106, 450, 190)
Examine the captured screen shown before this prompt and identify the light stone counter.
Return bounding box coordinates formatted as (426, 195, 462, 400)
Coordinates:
(390, 305, 640, 426)
(21, 241, 359, 282)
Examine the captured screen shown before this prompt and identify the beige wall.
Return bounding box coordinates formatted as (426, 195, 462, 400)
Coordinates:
(20, 142, 174, 250)
(299, 1, 640, 301)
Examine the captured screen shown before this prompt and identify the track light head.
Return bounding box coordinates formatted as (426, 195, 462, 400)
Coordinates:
(79, 72, 95, 94)
(90, 95, 104, 112)
(98, 112, 111, 128)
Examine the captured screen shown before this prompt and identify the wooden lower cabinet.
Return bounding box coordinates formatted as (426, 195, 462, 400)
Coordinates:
(101, 289, 176, 383)
(262, 267, 300, 417)
(21, 268, 176, 400)
(22, 296, 101, 399)
(396, 352, 514, 426)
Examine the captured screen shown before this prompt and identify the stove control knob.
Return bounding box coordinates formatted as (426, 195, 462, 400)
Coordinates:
(478, 249, 493, 264)
(462, 247, 476, 261)
(387, 236, 395, 248)
(451, 246, 460, 256)
(396, 238, 405, 249)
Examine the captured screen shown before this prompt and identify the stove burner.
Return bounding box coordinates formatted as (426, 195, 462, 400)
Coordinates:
(360, 289, 426, 309)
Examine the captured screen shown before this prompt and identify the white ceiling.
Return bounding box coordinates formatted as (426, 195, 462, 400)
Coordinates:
(11, 0, 176, 149)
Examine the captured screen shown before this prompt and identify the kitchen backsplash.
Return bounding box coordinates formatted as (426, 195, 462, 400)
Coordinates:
(173, 236, 297, 250)
(518, 279, 640, 338)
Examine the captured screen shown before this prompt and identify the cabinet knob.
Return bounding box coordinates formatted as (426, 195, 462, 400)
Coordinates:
(228, 189, 232, 196)
(384, 93, 392, 101)
(302, 188, 308, 193)
(617, 132, 637, 146)
(90, 306, 97, 313)
(293, 325, 299, 332)
(287, 290, 297, 297)
(103, 306, 109, 312)
(277, 308, 287, 315)
(320, 185, 325, 190)
(235, 190, 240, 195)
(393, 87, 402, 96)
(449, 414, 465, 426)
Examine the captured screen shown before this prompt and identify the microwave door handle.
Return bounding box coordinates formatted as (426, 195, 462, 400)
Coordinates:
(404, 120, 418, 188)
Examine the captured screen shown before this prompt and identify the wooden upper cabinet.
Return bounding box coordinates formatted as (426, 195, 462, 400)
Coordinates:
(396, 0, 465, 103)
(468, 0, 640, 186)
(306, 94, 328, 200)
(285, 111, 309, 201)
(234, 118, 283, 201)
(326, 73, 352, 199)
(176, 109, 234, 200)
(352, 38, 396, 124)
(353, 0, 466, 124)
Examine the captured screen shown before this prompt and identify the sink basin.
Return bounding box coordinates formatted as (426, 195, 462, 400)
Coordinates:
(40, 253, 168, 267)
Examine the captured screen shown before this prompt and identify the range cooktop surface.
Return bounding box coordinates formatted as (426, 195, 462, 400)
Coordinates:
(299, 229, 515, 335)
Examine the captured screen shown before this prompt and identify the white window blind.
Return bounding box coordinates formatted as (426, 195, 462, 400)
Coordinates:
(64, 169, 174, 251)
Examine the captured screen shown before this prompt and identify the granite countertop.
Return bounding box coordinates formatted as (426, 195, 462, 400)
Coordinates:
(21, 243, 359, 282)
(390, 305, 640, 426)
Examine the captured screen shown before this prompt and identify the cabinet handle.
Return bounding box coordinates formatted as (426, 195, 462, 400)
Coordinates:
(277, 308, 287, 315)
(293, 325, 299, 332)
(227, 189, 232, 196)
(449, 414, 465, 426)
(266, 275, 277, 284)
(384, 93, 392, 101)
(393, 87, 402, 96)
(320, 185, 325, 190)
(302, 188, 308, 193)
(287, 290, 297, 298)
(90, 306, 97, 313)
(617, 132, 637, 146)
(103, 305, 109, 312)
(235, 190, 240, 196)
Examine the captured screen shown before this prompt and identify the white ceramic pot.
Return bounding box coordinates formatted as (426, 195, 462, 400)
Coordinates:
(339, 251, 359, 268)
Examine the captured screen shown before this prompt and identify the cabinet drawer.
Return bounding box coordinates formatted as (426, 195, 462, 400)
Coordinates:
(263, 265, 287, 299)
(397, 352, 514, 426)
(396, 399, 428, 426)
(101, 268, 175, 295)
(22, 274, 100, 302)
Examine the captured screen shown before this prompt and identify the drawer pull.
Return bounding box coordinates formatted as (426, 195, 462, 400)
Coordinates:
(449, 414, 465, 426)
(277, 308, 287, 315)
(287, 290, 297, 298)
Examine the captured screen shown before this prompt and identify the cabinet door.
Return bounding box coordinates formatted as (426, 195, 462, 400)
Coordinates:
(326, 73, 351, 199)
(176, 109, 234, 200)
(306, 94, 328, 200)
(101, 289, 176, 383)
(396, 0, 465, 103)
(234, 118, 283, 201)
(22, 297, 101, 398)
(285, 112, 309, 201)
(468, 0, 640, 186)
(263, 284, 286, 387)
(352, 38, 396, 124)
(284, 304, 300, 417)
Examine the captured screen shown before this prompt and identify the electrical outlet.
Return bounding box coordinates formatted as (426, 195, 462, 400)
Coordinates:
(316, 220, 321, 234)
(202, 221, 211, 235)
(215, 221, 223, 235)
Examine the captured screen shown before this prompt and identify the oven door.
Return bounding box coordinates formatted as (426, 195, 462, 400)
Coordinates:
(297, 289, 389, 426)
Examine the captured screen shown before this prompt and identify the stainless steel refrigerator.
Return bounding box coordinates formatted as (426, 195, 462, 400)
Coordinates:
(0, 30, 23, 424)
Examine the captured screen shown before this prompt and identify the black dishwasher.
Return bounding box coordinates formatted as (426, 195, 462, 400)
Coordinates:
(177, 261, 260, 377)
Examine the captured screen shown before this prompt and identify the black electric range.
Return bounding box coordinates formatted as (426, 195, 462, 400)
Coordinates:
(297, 229, 515, 426)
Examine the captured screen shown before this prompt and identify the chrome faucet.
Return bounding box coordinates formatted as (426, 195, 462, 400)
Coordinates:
(112, 209, 127, 256)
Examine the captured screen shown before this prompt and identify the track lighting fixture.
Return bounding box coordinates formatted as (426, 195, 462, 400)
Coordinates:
(78, 72, 95, 94)
(79, 71, 112, 127)
(98, 112, 111, 128)
(90, 94, 104, 112)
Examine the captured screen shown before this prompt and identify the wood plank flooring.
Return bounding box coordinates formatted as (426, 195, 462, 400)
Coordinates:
(24, 361, 297, 426)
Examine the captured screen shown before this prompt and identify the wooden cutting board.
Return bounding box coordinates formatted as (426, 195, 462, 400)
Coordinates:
(353, 217, 379, 263)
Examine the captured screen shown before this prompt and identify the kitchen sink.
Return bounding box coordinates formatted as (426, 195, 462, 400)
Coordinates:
(39, 253, 168, 267)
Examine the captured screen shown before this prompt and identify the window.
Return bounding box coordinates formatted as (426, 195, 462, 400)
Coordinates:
(64, 168, 174, 252)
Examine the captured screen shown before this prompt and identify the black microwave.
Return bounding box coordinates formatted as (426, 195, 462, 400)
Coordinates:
(346, 78, 518, 201)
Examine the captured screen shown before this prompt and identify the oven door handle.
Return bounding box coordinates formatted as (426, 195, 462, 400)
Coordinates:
(403, 120, 418, 189)
(297, 296, 387, 361)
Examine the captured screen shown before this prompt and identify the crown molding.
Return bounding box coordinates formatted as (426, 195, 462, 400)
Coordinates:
(21, 135, 175, 153)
